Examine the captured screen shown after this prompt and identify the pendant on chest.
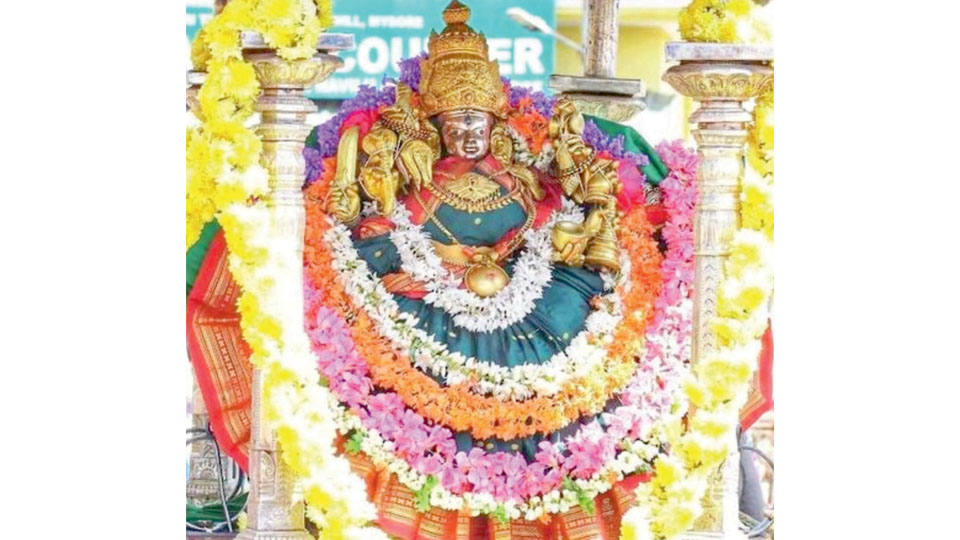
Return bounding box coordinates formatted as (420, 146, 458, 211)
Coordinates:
(462, 247, 510, 298)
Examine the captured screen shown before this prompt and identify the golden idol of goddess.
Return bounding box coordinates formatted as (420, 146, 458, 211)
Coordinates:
(328, 2, 623, 304)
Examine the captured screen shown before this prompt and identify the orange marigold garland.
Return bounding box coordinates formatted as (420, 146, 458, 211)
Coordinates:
(303, 176, 663, 440)
(508, 96, 551, 153)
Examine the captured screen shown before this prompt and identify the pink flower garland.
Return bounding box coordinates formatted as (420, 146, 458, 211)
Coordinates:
(304, 142, 699, 504)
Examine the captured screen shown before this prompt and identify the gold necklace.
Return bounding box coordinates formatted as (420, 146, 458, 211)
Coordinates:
(409, 189, 537, 298)
(413, 189, 535, 259)
(427, 171, 518, 213)
(426, 182, 518, 213)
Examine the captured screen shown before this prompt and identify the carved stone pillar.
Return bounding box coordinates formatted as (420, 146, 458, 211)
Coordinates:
(662, 42, 773, 540)
(235, 31, 352, 540)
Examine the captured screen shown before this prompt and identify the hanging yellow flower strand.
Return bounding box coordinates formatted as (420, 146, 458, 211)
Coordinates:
(186, 2, 388, 539)
(621, 2, 773, 539)
(187, 0, 332, 248)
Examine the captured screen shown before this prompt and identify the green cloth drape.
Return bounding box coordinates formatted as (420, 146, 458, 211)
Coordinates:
(584, 114, 668, 185)
(187, 220, 221, 295)
(186, 492, 247, 525)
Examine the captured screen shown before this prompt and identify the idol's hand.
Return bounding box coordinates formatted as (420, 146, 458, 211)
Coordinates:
(556, 239, 588, 266)
(398, 139, 434, 191)
(359, 167, 399, 216)
(327, 181, 361, 225)
(551, 221, 591, 267)
(508, 165, 545, 201)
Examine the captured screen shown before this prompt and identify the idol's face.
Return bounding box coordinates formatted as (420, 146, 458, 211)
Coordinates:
(438, 110, 493, 159)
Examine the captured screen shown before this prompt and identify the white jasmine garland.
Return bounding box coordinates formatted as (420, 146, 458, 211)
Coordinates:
(324, 207, 633, 401)
(389, 199, 584, 333)
(507, 124, 554, 171)
(309, 167, 697, 516)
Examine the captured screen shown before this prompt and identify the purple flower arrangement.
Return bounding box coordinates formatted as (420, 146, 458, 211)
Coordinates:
(397, 52, 427, 92)
(503, 78, 557, 117)
(582, 119, 651, 169)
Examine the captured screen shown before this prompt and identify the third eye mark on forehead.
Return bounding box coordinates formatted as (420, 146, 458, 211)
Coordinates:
(445, 125, 486, 135)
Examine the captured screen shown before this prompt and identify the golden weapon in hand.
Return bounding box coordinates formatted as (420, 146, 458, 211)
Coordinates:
(327, 126, 362, 225)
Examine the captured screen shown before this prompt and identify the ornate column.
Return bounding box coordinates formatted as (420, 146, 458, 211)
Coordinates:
(235, 31, 353, 540)
(549, 0, 646, 123)
(662, 42, 773, 540)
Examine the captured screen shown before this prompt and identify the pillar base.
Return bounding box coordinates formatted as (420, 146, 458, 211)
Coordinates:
(187, 532, 240, 540)
(234, 529, 314, 540)
(549, 74, 646, 123)
(186, 415, 233, 505)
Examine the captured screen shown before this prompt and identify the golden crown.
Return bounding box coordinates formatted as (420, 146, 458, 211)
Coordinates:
(419, 1, 508, 118)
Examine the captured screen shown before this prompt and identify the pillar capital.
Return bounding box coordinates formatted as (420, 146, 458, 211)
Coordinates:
(243, 51, 342, 91)
(663, 43, 772, 127)
(663, 42, 773, 121)
(549, 74, 646, 123)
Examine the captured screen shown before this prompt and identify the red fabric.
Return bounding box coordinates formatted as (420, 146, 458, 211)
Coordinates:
(358, 451, 645, 540)
(740, 322, 774, 431)
(616, 158, 646, 212)
(382, 272, 430, 300)
(356, 216, 396, 239)
(340, 109, 380, 138)
(186, 231, 253, 471)
(644, 205, 669, 226)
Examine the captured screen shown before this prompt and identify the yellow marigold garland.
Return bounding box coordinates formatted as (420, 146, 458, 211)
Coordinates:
(186, 2, 387, 539)
(187, 0, 334, 248)
(678, 0, 771, 44)
(622, 3, 774, 539)
(747, 89, 774, 178)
